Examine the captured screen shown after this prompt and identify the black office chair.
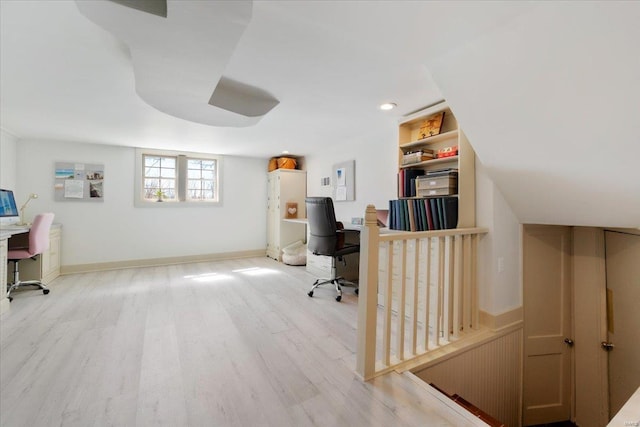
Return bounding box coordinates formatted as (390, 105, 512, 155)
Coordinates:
(305, 197, 360, 302)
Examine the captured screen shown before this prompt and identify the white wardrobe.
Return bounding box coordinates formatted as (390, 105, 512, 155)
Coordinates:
(266, 169, 306, 261)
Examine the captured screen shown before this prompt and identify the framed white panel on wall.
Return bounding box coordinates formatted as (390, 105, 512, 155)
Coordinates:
(332, 159, 355, 202)
(54, 162, 104, 202)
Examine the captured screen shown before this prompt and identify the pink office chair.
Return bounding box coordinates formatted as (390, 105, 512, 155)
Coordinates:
(7, 212, 55, 302)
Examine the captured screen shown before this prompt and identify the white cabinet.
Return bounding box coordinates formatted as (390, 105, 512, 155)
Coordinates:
(41, 226, 61, 283)
(267, 169, 306, 261)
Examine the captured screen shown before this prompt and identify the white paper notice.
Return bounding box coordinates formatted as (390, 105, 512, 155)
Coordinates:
(64, 180, 84, 198)
(336, 186, 347, 201)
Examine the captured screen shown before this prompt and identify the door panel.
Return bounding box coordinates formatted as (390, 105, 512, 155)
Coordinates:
(523, 225, 572, 426)
(605, 231, 640, 419)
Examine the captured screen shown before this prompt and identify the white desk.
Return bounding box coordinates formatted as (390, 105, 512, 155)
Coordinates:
(284, 218, 362, 281)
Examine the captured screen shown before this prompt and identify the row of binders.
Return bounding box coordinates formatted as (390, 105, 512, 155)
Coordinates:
(388, 197, 458, 231)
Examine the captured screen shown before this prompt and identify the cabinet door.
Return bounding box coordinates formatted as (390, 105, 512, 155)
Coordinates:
(0, 239, 7, 293)
(42, 229, 61, 282)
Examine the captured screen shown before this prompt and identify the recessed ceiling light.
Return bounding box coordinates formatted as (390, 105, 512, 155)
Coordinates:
(282, 150, 289, 154)
(379, 103, 397, 111)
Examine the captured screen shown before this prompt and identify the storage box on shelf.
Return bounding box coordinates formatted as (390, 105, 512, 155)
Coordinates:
(393, 102, 476, 230)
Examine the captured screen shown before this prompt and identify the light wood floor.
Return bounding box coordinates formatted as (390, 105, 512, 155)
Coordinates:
(1, 257, 479, 427)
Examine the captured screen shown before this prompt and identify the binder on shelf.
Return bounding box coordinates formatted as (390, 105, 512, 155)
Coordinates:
(443, 196, 459, 229)
(429, 198, 440, 230)
(425, 199, 434, 230)
(398, 169, 425, 198)
(436, 198, 445, 230)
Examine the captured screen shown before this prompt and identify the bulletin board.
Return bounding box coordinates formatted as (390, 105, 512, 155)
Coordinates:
(54, 162, 105, 202)
(332, 160, 355, 202)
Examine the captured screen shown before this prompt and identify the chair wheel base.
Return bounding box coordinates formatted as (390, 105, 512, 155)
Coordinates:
(308, 291, 314, 297)
(335, 295, 341, 302)
(43, 289, 50, 295)
(355, 288, 359, 295)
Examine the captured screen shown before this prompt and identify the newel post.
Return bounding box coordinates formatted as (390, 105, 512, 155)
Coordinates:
(356, 204, 380, 380)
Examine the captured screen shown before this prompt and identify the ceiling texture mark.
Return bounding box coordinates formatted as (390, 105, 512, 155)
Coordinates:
(76, 0, 278, 127)
(209, 77, 279, 118)
(107, 0, 168, 18)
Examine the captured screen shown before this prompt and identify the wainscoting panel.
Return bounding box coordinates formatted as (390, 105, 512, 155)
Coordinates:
(413, 327, 523, 427)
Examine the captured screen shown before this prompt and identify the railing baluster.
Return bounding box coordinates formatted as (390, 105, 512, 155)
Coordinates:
(452, 234, 463, 339)
(411, 239, 420, 356)
(436, 236, 444, 346)
(442, 236, 452, 342)
(462, 234, 472, 332)
(396, 240, 407, 361)
(382, 240, 393, 367)
(423, 237, 431, 350)
(471, 234, 479, 330)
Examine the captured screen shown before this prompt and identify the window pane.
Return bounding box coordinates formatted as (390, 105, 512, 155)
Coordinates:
(187, 159, 202, 169)
(144, 178, 159, 189)
(188, 169, 201, 179)
(202, 170, 214, 180)
(145, 156, 161, 167)
(161, 168, 175, 178)
(161, 157, 176, 168)
(201, 160, 215, 170)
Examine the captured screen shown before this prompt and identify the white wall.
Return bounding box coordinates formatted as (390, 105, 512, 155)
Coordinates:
(476, 160, 521, 314)
(16, 139, 267, 266)
(305, 126, 398, 223)
(0, 129, 18, 191)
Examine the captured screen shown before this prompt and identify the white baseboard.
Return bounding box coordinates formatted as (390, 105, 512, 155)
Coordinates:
(480, 306, 523, 331)
(60, 249, 267, 275)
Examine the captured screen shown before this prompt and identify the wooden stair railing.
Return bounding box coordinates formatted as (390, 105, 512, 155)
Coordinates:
(356, 205, 489, 380)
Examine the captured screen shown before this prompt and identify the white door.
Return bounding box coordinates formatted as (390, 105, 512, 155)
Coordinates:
(523, 225, 573, 426)
(605, 231, 640, 418)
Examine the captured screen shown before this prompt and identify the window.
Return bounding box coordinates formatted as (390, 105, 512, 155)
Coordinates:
(135, 149, 221, 207)
(143, 155, 177, 201)
(186, 158, 216, 201)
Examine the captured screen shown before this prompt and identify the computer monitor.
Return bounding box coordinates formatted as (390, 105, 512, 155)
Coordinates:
(0, 189, 20, 226)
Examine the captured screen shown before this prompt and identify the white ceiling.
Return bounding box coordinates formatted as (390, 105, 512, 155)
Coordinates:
(0, 0, 528, 157)
(4, 1, 636, 227)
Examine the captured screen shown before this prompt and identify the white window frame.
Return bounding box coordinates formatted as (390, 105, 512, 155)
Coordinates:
(134, 148, 223, 207)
